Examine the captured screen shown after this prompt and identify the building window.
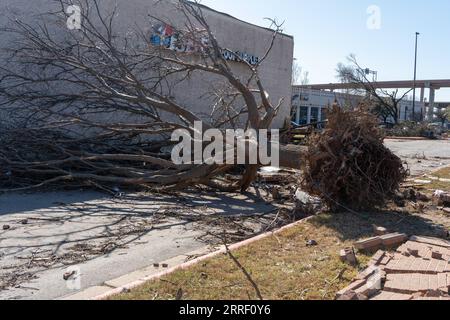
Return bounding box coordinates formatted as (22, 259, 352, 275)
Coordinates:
(299, 107, 308, 125)
(291, 110, 297, 122)
(321, 108, 328, 122)
(311, 107, 319, 123)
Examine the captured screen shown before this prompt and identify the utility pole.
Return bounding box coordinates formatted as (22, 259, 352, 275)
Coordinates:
(412, 32, 420, 121)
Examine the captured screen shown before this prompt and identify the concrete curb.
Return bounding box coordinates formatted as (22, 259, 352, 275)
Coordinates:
(85, 216, 314, 300)
(384, 137, 430, 141)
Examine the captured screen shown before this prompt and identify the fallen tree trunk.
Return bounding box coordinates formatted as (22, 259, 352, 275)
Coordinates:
(280, 145, 307, 169)
(0, 125, 305, 192)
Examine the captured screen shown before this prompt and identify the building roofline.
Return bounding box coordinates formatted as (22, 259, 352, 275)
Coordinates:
(186, 1, 294, 39)
(294, 79, 450, 90)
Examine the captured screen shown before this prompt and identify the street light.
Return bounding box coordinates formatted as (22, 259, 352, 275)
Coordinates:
(364, 68, 378, 82)
(412, 32, 420, 121)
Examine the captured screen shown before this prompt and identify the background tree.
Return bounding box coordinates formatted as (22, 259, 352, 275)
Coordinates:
(435, 106, 450, 127)
(292, 60, 309, 86)
(336, 54, 412, 124)
(372, 102, 392, 125)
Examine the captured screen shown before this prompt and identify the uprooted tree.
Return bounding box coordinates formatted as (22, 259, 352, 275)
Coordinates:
(301, 103, 408, 211)
(0, 0, 302, 193)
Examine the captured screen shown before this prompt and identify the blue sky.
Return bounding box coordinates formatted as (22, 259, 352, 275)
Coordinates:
(202, 0, 450, 101)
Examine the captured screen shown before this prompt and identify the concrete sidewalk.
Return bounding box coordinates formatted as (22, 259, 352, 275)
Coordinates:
(0, 190, 277, 300)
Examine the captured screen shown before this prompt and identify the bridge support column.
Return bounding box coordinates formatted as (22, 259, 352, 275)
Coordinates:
(419, 88, 426, 121)
(428, 88, 435, 121)
(295, 106, 301, 124)
(307, 107, 312, 124)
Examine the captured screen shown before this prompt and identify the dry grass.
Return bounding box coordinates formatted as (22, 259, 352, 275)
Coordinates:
(111, 207, 447, 301)
(112, 217, 365, 300)
(427, 167, 450, 191)
(434, 167, 450, 179)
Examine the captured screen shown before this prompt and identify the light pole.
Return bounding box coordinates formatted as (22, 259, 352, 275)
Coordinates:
(412, 32, 420, 121)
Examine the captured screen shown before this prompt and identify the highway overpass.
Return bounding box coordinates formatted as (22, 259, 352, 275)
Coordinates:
(295, 79, 450, 119)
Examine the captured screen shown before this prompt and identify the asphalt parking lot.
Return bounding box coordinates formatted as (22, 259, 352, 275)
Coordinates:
(385, 139, 450, 176)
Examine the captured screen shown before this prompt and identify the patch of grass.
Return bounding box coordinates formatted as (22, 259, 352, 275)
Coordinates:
(434, 167, 450, 179)
(111, 208, 447, 301)
(427, 166, 450, 191)
(111, 218, 363, 300)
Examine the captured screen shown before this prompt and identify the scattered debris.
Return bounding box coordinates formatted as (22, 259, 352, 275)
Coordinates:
(354, 233, 407, 252)
(403, 188, 417, 201)
(338, 236, 450, 300)
(380, 233, 408, 248)
(409, 235, 450, 248)
(306, 240, 318, 247)
(175, 288, 183, 300)
(412, 202, 426, 213)
(121, 288, 131, 294)
(433, 190, 450, 206)
(416, 192, 431, 202)
(295, 189, 324, 214)
(271, 187, 281, 201)
(394, 198, 406, 208)
(0, 271, 37, 291)
(336, 290, 368, 301)
(413, 179, 431, 185)
(434, 190, 446, 198)
(336, 279, 369, 300)
(354, 237, 383, 252)
(339, 248, 357, 265)
(401, 188, 430, 203)
(63, 270, 76, 281)
(258, 167, 296, 185)
(373, 225, 388, 236)
(431, 251, 443, 260)
(259, 167, 280, 174)
(20, 219, 28, 225)
(368, 250, 386, 266)
(407, 248, 419, 257)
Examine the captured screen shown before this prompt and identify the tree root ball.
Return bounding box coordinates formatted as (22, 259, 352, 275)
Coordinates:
(301, 104, 408, 211)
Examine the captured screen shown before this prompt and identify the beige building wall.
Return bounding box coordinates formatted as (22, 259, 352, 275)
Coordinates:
(0, 0, 294, 129)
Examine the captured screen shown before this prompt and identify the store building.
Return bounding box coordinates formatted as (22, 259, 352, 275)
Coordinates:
(294, 79, 450, 123)
(292, 87, 425, 125)
(0, 0, 294, 128)
(291, 87, 362, 125)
